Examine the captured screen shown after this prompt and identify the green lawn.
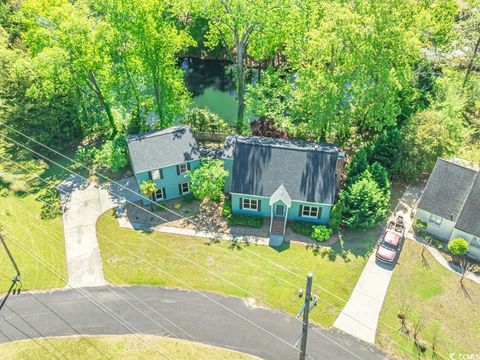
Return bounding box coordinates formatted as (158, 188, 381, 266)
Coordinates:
(0, 335, 258, 360)
(0, 192, 66, 291)
(377, 240, 480, 359)
(97, 211, 376, 327)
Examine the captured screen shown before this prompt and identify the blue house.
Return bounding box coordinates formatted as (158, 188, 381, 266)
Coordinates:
(127, 127, 343, 240)
(126, 126, 201, 205)
(223, 136, 343, 239)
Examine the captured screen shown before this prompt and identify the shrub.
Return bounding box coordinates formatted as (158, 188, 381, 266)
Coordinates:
(189, 159, 228, 201)
(290, 221, 313, 236)
(448, 238, 469, 256)
(221, 201, 232, 217)
(413, 219, 427, 233)
(227, 214, 263, 228)
(340, 170, 390, 229)
(311, 225, 333, 242)
(94, 136, 129, 172)
(36, 187, 62, 219)
(328, 204, 343, 233)
(140, 180, 157, 202)
(181, 107, 229, 134)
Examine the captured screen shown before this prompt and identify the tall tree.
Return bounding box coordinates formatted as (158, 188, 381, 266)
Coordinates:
(286, 0, 424, 144)
(197, 0, 288, 132)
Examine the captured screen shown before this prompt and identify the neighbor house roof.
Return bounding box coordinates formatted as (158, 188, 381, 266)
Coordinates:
(455, 174, 480, 237)
(418, 158, 478, 224)
(126, 126, 200, 174)
(228, 135, 339, 204)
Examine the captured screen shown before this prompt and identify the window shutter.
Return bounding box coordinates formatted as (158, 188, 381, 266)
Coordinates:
(160, 169, 163, 179)
(151, 192, 155, 201)
(162, 188, 166, 200)
(298, 205, 303, 217)
(148, 171, 152, 180)
(186, 162, 191, 171)
(317, 207, 322, 218)
(257, 200, 261, 212)
(176, 165, 180, 175)
(239, 198, 243, 209)
(178, 184, 182, 195)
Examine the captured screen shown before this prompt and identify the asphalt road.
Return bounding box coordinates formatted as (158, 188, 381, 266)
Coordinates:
(0, 286, 387, 360)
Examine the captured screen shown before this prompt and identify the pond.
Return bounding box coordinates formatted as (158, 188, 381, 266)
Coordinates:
(180, 57, 256, 126)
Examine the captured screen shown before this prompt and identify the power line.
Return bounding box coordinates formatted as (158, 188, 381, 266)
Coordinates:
(0, 129, 424, 359)
(0, 176, 312, 360)
(0, 149, 435, 360)
(0, 229, 173, 360)
(0, 126, 438, 358)
(0, 147, 369, 360)
(0, 196, 223, 360)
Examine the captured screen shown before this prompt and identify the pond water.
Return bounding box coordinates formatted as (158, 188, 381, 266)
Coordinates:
(180, 57, 255, 125)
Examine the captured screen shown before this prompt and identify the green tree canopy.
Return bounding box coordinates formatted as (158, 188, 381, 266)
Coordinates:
(188, 159, 228, 201)
(339, 170, 390, 229)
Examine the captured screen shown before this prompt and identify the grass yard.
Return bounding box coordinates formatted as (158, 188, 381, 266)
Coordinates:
(0, 192, 66, 291)
(97, 211, 377, 327)
(0, 335, 258, 360)
(377, 240, 480, 359)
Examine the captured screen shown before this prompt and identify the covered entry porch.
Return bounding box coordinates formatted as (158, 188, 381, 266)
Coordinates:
(268, 185, 291, 245)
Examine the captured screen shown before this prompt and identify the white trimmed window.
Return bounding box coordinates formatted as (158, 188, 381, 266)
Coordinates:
(178, 163, 188, 174)
(301, 205, 320, 218)
(180, 182, 190, 195)
(154, 189, 164, 201)
(241, 198, 259, 211)
(151, 169, 162, 180)
(471, 237, 480, 248)
(429, 214, 442, 226)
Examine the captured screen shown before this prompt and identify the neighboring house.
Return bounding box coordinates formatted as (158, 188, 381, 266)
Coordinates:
(416, 158, 480, 260)
(126, 126, 201, 205)
(223, 135, 343, 240)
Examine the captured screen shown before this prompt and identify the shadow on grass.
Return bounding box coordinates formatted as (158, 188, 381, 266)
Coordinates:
(271, 242, 289, 253)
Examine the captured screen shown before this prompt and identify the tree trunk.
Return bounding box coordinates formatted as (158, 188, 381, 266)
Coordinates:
(463, 32, 480, 89)
(87, 72, 117, 138)
(236, 45, 246, 133)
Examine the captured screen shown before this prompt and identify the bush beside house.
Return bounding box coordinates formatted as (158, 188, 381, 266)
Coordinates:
(311, 225, 333, 243)
(448, 238, 469, 256)
(227, 214, 263, 228)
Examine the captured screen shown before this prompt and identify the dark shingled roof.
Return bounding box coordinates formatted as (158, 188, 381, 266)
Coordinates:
(229, 136, 339, 204)
(455, 174, 480, 237)
(126, 126, 200, 174)
(418, 159, 478, 223)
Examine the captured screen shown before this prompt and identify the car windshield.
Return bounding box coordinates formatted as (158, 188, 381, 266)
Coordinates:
(380, 241, 397, 252)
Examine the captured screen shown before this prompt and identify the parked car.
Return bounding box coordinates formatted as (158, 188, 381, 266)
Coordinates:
(376, 216, 405, 264)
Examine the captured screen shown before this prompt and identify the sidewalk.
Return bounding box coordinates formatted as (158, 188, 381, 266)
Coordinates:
(333, 183, 424, 343)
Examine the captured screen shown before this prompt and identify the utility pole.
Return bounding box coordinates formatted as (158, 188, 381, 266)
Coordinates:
(294, 273, 317, 360)
(0, 231, 21, 284)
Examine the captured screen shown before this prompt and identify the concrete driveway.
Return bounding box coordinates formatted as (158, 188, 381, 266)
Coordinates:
(0, 286, 387, 360)
(58, 176, 140, 288)
(333, 183, 424, 343)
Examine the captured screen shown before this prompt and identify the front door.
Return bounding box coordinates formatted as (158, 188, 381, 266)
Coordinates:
(275, 204, 285, 217)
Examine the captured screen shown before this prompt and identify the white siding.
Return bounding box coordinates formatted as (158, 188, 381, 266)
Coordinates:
(450, 228, 480, 261)
(416, 209, 455, 241)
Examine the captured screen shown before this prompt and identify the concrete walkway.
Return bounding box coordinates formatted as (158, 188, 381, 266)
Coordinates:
(333, 183, 424, 343)
(412, 237, 480, 285)
(58, 176, 140, 288)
